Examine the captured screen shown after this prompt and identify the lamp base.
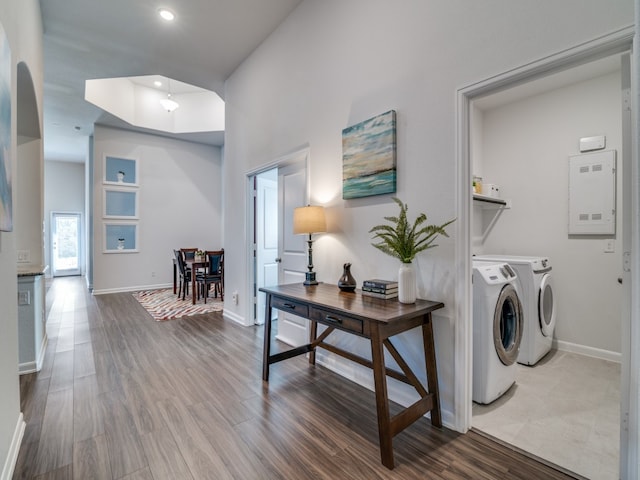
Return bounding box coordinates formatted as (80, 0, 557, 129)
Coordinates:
(303, 272, 318, 286)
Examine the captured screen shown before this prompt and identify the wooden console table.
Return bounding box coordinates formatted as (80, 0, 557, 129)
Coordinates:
(260, 283, 444, 469)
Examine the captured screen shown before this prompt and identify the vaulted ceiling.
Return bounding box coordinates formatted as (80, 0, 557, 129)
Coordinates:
(40, 0, 302, 162)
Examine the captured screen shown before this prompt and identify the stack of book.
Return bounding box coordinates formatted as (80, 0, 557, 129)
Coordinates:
(361, 279, 398, 299)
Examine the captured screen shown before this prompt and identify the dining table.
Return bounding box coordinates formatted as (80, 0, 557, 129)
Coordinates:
(185, 258, 208, 304)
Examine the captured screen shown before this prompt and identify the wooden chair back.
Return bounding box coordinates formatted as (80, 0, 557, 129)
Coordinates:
(205, 250, 224, 277)
(180, 248, 198, 261)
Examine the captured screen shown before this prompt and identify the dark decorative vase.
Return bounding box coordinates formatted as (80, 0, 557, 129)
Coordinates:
(338, 263, 357, 292)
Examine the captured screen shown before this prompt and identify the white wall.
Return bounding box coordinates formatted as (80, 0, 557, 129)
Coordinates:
(223, 0, 633, 427)
(15, 139, 42, 266)
(475, 71, 623, 355)
(92, 126, 223, 293)
(44, 160, 85, 275)
(0, 0, 42, 477)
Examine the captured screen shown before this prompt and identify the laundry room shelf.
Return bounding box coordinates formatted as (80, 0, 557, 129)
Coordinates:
(473, 194, 508, 207)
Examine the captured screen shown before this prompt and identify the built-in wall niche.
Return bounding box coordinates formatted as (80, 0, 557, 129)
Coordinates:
(104, 223, 138, 253)
(104, 155, 138, 186)
(103, 188, 138, 218)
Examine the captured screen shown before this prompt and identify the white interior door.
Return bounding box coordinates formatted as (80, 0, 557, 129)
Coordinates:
(51, 212, 81, 277)
(256, 170, 278, 325)
(275, 160, 308, 346)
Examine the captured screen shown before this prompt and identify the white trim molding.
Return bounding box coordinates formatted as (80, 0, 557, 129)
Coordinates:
(1, 413, 25, 480)
(553, 339, 622, 364)
(18, 333, 48, 375)
(455, 25, 635, 473)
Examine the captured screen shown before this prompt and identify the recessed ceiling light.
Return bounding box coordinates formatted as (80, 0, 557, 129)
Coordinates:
(154, 80, 162, 87)
(158, 8, 175, 21)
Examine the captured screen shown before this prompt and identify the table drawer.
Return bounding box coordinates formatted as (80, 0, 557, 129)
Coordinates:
(271, 296, 309, 318)
(309, 307, 363, 334)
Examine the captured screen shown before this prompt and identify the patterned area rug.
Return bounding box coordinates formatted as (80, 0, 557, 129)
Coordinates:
(132, 288, 223, 321)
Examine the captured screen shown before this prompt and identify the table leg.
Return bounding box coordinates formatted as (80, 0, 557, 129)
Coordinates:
(173, 261, 177, 294)
(262, 294, 273, 381)
(309, 320, 318, 365)
(370, 323, 394, 469)
(192, 271, 196, 305)
(422, 313, 442, 427)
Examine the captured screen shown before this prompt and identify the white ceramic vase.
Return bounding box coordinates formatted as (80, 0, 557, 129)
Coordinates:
(398, 262, 416, 304)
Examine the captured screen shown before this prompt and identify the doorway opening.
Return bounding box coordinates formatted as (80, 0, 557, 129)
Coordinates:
(51, 212, 82, 277)
(247, 148, 309, 345)
(254, 168, 278, 325)
(457, 29, 635, 479)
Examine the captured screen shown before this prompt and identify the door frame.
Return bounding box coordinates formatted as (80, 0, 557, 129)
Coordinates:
(50, 211, 83, 277)
(255, 170, 278, 325)
(455, 27, 636, 475)
(246, 147, 310, 325)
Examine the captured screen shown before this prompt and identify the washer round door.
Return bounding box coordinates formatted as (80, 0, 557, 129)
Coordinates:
(493, 283, 523, 366)
(538, 273, 556, 337)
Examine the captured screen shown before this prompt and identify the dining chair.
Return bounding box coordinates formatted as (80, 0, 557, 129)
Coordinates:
(180, 247, 199, 275)
(173, 249, 191, 300)
(196, 249, 224, 303)
(180, 248, 197, 260)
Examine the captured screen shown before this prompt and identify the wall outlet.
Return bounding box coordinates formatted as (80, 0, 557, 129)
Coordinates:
(17, 250, 30, 263)
(18, 291, 30, 305)
(151, 271, 156, 277)
(604, 239, 615, 253)
(232, 291, 238, 305)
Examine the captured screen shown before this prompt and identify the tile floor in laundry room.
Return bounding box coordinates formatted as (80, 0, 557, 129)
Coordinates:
(472, 349, 620, 480)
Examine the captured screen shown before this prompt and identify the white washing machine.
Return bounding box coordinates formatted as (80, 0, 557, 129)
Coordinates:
(472, 261, 524, 404)
(474, 255, 556, 366)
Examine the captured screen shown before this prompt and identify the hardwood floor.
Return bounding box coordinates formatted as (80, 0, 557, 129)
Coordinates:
(13, 277, 577, 479)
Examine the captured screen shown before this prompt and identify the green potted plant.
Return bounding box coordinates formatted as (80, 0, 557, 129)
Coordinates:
(369, 197, 454, 303)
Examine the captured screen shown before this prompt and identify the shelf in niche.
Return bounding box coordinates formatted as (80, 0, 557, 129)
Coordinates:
(473, 194, 507, 207)
(104, 155, 138, 186)
(103, 223, 138, 253)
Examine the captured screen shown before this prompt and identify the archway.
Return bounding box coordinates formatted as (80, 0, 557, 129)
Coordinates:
(16, 62, 47, 376)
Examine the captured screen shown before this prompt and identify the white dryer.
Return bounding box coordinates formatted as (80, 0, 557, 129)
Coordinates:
(474, 255, 556, 365)
(472, 261, 523, 404)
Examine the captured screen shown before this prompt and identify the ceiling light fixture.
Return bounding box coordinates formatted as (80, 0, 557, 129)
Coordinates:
(158, 8, 175, 21)
(154, 80, 162, 87)
(160, 94, 179, 112)
(159, 79, 179, 112)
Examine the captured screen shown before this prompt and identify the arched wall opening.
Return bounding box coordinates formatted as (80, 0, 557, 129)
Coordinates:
(16, 61, 43, 268)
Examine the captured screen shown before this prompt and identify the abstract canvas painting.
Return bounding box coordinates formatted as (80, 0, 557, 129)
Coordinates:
(0, 22, 11, 231)
(342, 110, 396, 199)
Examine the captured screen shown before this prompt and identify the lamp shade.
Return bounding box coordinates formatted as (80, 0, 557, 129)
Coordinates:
(293, 205, 326, 235)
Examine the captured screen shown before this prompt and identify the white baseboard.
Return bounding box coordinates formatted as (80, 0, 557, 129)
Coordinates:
(553, 339, 621, 363)
(92, 283, 172, 295)
(223, 310, 249, 326)
(19, 333, 48, 375)
(18, 363, 37, 375)
(1, 413, 25, 480)
(37, 333, 48, 371)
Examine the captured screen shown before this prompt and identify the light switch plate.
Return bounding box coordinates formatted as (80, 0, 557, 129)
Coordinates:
(17, 250, 30, 263)
(604, 239, 615, 253)
(18, 291, 30, 305)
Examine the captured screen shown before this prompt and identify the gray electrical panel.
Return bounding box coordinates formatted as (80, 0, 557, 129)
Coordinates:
(568, 150, 616, 235)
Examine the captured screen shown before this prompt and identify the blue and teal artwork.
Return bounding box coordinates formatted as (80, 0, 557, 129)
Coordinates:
(342, 110, 396, 200)
(0, 22, 12, 231)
